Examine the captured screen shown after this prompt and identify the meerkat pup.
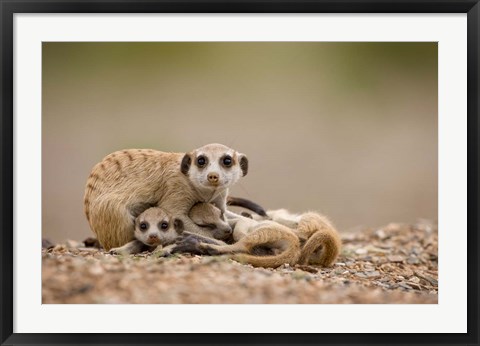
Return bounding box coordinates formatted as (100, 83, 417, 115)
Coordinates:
(263, 209, 342, 267)
(109, 207, 184, 256)
(187, 202, 233, 242)
(84, 143, 248, 250)
(174, 203, 301, 268)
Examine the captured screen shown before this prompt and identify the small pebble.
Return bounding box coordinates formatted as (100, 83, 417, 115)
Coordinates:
(409, 276, 421, 284)
(398, 282, 412, 290)
(407, 257, 420, 265)
(374, 229, 387, 239)
(388, 255, 405, 263)
(66, 240, 81, 248)
(355, 248, 367, 255)
(365, 271, 381, 278)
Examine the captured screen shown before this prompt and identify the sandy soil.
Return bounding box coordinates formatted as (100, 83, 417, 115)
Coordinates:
(42, 220, 438, 304)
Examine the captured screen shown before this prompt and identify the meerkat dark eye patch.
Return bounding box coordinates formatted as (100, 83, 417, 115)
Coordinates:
(220, 155, 233, 168)
(196, 155, 208, 168)
(181, 154, 192, 175)
(173, 219, 184, 233)
(139, 221, 149, 231)
(159, 221, 169, 230)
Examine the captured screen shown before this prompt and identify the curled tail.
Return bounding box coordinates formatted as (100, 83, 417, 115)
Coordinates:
(221, 223, 300, 268)
(231, 243, 300, 268)
(296, 212, 341, 266)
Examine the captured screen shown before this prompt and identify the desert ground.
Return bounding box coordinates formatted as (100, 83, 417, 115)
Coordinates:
(42, 219, 437, 304)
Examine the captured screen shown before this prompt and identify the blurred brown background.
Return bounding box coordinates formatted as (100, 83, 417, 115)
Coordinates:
(42, 42, 437, 242)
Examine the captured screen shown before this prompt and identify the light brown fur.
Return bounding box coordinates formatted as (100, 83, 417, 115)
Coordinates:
(181, 203, 301, 268)
(178, 204, 341, 268)
(84, 144, 247, 250)
(223, 218, 301, 268)
(265, 209, 342, 266)
(109, 207, 183, 256)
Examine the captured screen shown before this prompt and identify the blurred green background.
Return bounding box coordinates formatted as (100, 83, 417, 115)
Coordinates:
(42, 42, 437, 242)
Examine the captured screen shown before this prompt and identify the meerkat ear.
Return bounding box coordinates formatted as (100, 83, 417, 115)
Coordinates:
(181, 153, 192, 175)
(238, 154, 248, 177)
(173, 219, 184, 234)
(128, 202, 154, 220)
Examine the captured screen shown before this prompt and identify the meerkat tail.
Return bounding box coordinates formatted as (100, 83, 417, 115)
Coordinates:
(208, 224, 301, 268)
(226, 196, 268, 217)
(296, 212, 342, 266)
(231, 246, 300, 268)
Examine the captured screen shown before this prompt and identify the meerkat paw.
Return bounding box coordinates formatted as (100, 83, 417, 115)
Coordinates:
(197, 243, 222, 256)
(176, 233, 219, 245)
(172, 236, 203, 255)
(153, 249, 173, 257)
(109, 247, 128, 256)
(172, 235, 222, 255)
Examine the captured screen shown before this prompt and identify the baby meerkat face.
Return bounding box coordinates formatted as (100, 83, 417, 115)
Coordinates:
(188, 202, 233, 241)
(181, 143, 248, 191)
(134, 207, 183, 247)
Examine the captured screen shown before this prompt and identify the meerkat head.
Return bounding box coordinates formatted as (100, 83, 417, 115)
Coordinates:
(134, 207, 184, 247)
(180, 143, 248, 191)
(188, 202, 233, 241)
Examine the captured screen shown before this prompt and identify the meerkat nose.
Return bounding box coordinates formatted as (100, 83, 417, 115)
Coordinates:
(207, 172, 219, 184)
(148, 234, 158, 240)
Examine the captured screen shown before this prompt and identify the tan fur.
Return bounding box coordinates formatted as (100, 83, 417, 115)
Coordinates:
(188, 202, 232, 240)
(109, 207, 182, 255)
(84, 144, 247, 250)
(227, 220, 301, 268)
(181, 204, 341, 268)
(266, 209, 342, 266)
(185, 204, 301, 268)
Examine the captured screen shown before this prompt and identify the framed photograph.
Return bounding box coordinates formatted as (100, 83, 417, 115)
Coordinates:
(1, 0, 478, 345)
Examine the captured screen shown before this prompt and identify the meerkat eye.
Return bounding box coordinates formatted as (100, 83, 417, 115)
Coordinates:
(197, 156, 207, 167)
(159, 221, 169, 230)
(139, 222, 149, 231)
(222, 156, 232, 167)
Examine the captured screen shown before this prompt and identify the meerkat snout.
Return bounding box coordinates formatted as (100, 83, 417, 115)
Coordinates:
(147, 233, 158, 241)
(207, 172, 219, 185)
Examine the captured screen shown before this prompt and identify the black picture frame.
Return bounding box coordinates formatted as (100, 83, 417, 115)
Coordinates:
(1, 1, 478, 345)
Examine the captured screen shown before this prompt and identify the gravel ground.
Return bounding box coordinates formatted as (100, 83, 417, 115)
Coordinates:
(42, 220, 438, 304)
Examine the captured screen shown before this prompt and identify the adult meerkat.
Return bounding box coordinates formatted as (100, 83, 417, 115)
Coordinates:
(174, 203, 301, 268)
(109, 207, 184, 256)
(83, 143, 248, 250)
